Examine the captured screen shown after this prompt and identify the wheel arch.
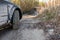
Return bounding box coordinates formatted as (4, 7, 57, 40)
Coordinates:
(14, 8, 22, 19)
(10, 8, 22, 24)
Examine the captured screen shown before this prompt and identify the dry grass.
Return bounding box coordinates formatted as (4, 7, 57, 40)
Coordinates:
(35, 5, 60, 22)
(11, 0, 39, 12)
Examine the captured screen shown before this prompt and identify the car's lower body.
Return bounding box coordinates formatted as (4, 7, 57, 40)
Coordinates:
(0, 10, 22, 30)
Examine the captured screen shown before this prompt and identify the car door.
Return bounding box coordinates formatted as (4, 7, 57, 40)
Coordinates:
(0, 3, 8, 25)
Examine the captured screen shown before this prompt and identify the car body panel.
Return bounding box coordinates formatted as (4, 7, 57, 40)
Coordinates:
(0, 3, 8, 25)
(0, 0, 22, 28)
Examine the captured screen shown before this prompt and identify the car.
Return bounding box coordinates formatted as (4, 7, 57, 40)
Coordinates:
(0, 0, 22, 30)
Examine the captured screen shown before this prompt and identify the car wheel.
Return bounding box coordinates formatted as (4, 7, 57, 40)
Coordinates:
(12, 10, 20, 30)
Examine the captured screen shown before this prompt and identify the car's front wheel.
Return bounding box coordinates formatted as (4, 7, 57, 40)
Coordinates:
(12, 10, 20, 30)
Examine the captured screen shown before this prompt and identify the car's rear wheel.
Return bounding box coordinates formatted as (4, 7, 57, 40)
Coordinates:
(12, 10, 20, 30)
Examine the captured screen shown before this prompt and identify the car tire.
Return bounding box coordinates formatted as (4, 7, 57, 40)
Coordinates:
(12, 10, 20, 30)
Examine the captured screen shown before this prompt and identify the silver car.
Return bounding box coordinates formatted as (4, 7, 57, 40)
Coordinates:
(0, 0, 22, 30)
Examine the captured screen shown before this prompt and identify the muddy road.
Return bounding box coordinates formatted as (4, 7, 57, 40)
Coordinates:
(0, 15, 48, 40)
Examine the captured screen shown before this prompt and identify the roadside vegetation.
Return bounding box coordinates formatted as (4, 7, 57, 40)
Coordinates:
(36, 5, 60, 22)
(11, 0, 39, 12)
(11, 0, 60, 27)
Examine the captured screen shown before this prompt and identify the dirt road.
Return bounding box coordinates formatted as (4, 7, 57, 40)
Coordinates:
(0, 15, 47, 40)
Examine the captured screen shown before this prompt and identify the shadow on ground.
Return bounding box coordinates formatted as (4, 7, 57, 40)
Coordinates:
(0, 27, 12, 38)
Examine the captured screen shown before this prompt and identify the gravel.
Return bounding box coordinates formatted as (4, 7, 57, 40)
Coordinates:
(0, 15, 60, 40)
(0, 18, 46, 40)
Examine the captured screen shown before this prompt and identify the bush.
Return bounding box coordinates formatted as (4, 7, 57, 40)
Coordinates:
(36, 5, 60, 22)
(20, 0, 39, 12)
(11, 0, 39, 12)
(11, 0, 20, 6)
(39, 2, 45, 7)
